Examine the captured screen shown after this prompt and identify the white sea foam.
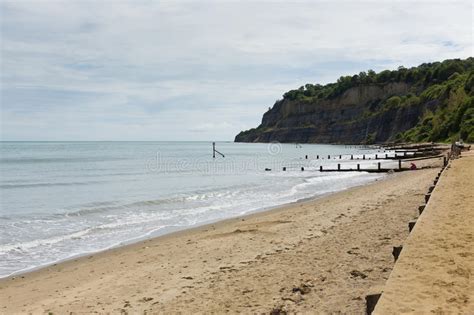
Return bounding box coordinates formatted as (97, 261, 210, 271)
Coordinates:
(0, 141, 388, 277)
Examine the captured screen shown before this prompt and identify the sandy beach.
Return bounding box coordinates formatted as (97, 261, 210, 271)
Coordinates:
(1, 164, 441, 313)
(375, 151, 474, 314)
(2, 1, 473, 312)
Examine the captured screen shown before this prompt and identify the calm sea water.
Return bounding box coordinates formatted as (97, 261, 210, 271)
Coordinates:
(0, 141, 388, 277)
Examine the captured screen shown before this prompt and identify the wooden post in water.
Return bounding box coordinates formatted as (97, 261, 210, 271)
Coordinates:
(339, 155, 342, 159)
(385, 153, 388, 158)
(357, 164, 360, 171)
(398, 159, 402, 169)
(283, 167, 286, 171)
(363, 155, 366, 160)
(301, 167, 304, 171)
(212, 142, 225, 158)
(351, 154, 353, 160)
(375, 154, 378, 159)
(317, 155, 319, 159)
(328, 155, 330, 159)
(443, 156, 447, 166)
(305, 155, 308, 160)
(338, 164, 341, 171)
(320, 165, 323, 171)
(378, 162, 381, 170)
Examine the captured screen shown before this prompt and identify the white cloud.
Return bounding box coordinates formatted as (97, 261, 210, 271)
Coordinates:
(1, 0, 472, 140)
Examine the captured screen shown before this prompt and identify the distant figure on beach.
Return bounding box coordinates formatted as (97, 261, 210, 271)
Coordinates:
(410, 162, 417, 170)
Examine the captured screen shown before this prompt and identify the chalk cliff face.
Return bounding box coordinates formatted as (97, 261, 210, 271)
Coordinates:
(235, 82, 436, 144)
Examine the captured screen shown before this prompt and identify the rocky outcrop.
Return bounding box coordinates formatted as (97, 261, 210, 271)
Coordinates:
(235, 82, 438, 144)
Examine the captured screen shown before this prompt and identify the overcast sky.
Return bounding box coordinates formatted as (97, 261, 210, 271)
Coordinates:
(1, 0, 472, 141)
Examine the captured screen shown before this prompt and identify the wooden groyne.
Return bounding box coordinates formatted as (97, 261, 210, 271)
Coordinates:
(303, 143, 447, 161)
(272, 158, 443, 174)
(266, 143, 448, 174)
(318, 161, 412, 173)
(307, 151, 438, 161)
(382, 143, 447, 151)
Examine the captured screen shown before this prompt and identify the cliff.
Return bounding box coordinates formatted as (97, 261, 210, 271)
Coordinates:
(235, 58, 474, 144)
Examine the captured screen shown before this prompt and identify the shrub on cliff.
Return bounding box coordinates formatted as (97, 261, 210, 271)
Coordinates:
(236, 57, 474, 144)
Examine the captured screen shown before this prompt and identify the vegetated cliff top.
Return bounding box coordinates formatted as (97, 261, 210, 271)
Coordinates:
(235, 57, 474, 144)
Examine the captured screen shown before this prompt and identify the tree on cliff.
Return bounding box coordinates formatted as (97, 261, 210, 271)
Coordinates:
(235, 57, 474, 144)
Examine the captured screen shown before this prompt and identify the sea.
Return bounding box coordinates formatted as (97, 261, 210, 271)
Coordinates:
(0, 141, 392, 278)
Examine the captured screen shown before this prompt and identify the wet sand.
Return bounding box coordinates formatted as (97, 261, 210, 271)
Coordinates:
(0, 165, 440, 314)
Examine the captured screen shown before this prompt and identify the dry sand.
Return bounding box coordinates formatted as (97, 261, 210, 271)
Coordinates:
(0, 162, 441, 314)
(375, 151, 474, 314)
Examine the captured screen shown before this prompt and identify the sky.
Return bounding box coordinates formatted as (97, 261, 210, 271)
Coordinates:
(0, 0, 472, 141)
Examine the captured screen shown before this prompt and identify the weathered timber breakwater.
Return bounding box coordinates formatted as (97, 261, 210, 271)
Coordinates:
(265, 143, 449, 173)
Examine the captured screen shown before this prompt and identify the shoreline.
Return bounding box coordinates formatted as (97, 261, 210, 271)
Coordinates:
(5, 154, 442, 281)
(0, 164, 441, 313)
(0, 172, 386, 280)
